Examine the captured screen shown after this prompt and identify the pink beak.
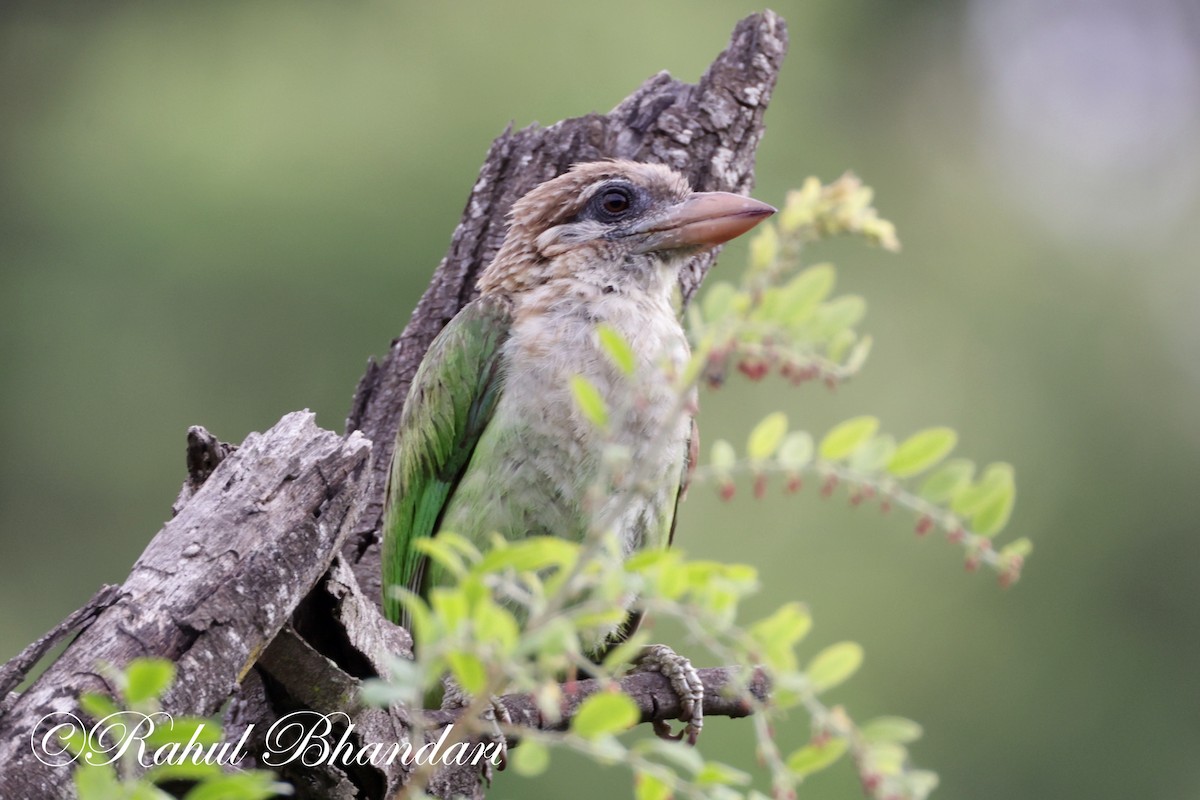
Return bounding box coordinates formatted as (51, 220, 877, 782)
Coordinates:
(630, 191, 776, 253)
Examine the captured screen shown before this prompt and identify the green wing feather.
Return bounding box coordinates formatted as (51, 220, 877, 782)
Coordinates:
(381, 294, 513, 627)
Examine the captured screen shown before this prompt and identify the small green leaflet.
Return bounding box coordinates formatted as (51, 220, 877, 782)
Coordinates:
(571, 691, 639, 739)
(787, 737, 848, 776)
(887, 427, 958, 478)
(747, 412, 788, 461)
(570, 375, 609, 430)
(806, 641, 863, 693)
(819, 416, 879, 461)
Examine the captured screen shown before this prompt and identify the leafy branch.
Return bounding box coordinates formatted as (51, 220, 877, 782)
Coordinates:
(363, 174, 1025, 800)
(66, 659, 289, 800)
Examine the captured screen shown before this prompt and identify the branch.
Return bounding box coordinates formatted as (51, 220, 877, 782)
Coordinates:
(425, 667, 772, 732)
(0, 414, 371, 798)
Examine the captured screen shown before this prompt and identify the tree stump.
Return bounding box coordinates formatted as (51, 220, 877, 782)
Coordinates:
(0, 12, 787, 799)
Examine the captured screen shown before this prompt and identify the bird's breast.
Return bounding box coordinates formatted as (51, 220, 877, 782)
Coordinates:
(462, 286, 691, 552)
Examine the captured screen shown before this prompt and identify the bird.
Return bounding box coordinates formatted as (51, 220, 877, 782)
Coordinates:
(381, 159, 774, 744)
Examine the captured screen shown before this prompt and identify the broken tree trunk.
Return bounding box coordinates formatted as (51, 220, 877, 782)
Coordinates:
(0, 12, 787, 799)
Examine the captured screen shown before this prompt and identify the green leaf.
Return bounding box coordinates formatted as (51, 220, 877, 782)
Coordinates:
(787, 737, 849, 776)
(951, 462, 1014, 518)
(747, 413, 788, 461)
(392, 587, 433, 646)
(600, 631, 652, 673)
(749, 602, 812, 672)
(848, 434, 895, 474)
(972, 471, 1016, 537)
(447, 652, 488, 695)
(1000, 537, 1033, 559)
(129, 783, 175, 800)
(819, 416, 880, 461)
(710, 439, 737, 472)
(806, 641, 863, 693)
(436, 530, 484, 563)
(868, 742, 908, 775)
(477, 535, 579, 574)
(780, 263, 836, 324)
(181, 771, 291, 800)
(144, 761, 224, 784)
(569, 375, 609, 430)
(634, 770, 672, 800)
(812, 295, 866, 338)
(572, 691, 639, 739)
(844, 335, 873, 372)
(414, 537, 467, 578)
(777, 431, 814, 471)
(124, 658, 176, 705)
(887, 427, 958, 478)
(73, 764, 123, 800)
(430, 586, 469, 629)
(510, 739, 551, 776)
(597, 324, 636, 377)
(826, 329, 857, 363)
(473, 601, 520, 654)
(145, 715, 221, 748)
(696, 761, 751, 786)
(635, 737, 705, 774)
(79, 692, 121, 722)
(918, 459, 975, 504)
(749, 224, 780, 271)
(701, 282, 739, 322)
(860, 716, 924, 744)
(907, 769, 941, 800)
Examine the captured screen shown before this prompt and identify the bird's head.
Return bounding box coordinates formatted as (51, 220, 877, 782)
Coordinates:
(478, 160, 775, 295)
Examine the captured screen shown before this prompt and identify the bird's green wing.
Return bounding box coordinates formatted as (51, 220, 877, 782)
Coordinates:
(381, 293, 513, 627)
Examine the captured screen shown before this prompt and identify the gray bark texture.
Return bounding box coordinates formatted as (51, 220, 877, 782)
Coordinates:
(0, 11, 786, 800)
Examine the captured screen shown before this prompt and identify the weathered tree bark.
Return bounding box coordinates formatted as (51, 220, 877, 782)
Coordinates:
(0, 12, 786, 800)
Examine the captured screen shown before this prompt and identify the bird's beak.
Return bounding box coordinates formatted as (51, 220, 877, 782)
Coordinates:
(627, 192, 776, 254)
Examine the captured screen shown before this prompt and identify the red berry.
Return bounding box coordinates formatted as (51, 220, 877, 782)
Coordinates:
(915, 515, 934, 535)
(738, 359, 769, 381)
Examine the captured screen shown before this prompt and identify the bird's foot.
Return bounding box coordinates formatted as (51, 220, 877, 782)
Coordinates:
(439, 677, 510, 785)
(479, 696, 511, 786)
(633, 643, 704, 745)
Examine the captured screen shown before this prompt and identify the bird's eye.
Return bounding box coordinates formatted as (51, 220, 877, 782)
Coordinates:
(590, 185, 638, 221)
(602, 190, 630, 214)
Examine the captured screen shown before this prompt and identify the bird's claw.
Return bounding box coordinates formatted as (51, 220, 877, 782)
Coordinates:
(634, 643, 704, 746)
(440, 676, 510, 785)
(480, 697, 511, 786)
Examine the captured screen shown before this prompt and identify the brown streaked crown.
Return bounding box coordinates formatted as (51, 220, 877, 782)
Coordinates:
(478, 160, 691, 294)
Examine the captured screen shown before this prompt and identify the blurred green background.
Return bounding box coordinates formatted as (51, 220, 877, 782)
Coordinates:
(3, 1, 1198, 798)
